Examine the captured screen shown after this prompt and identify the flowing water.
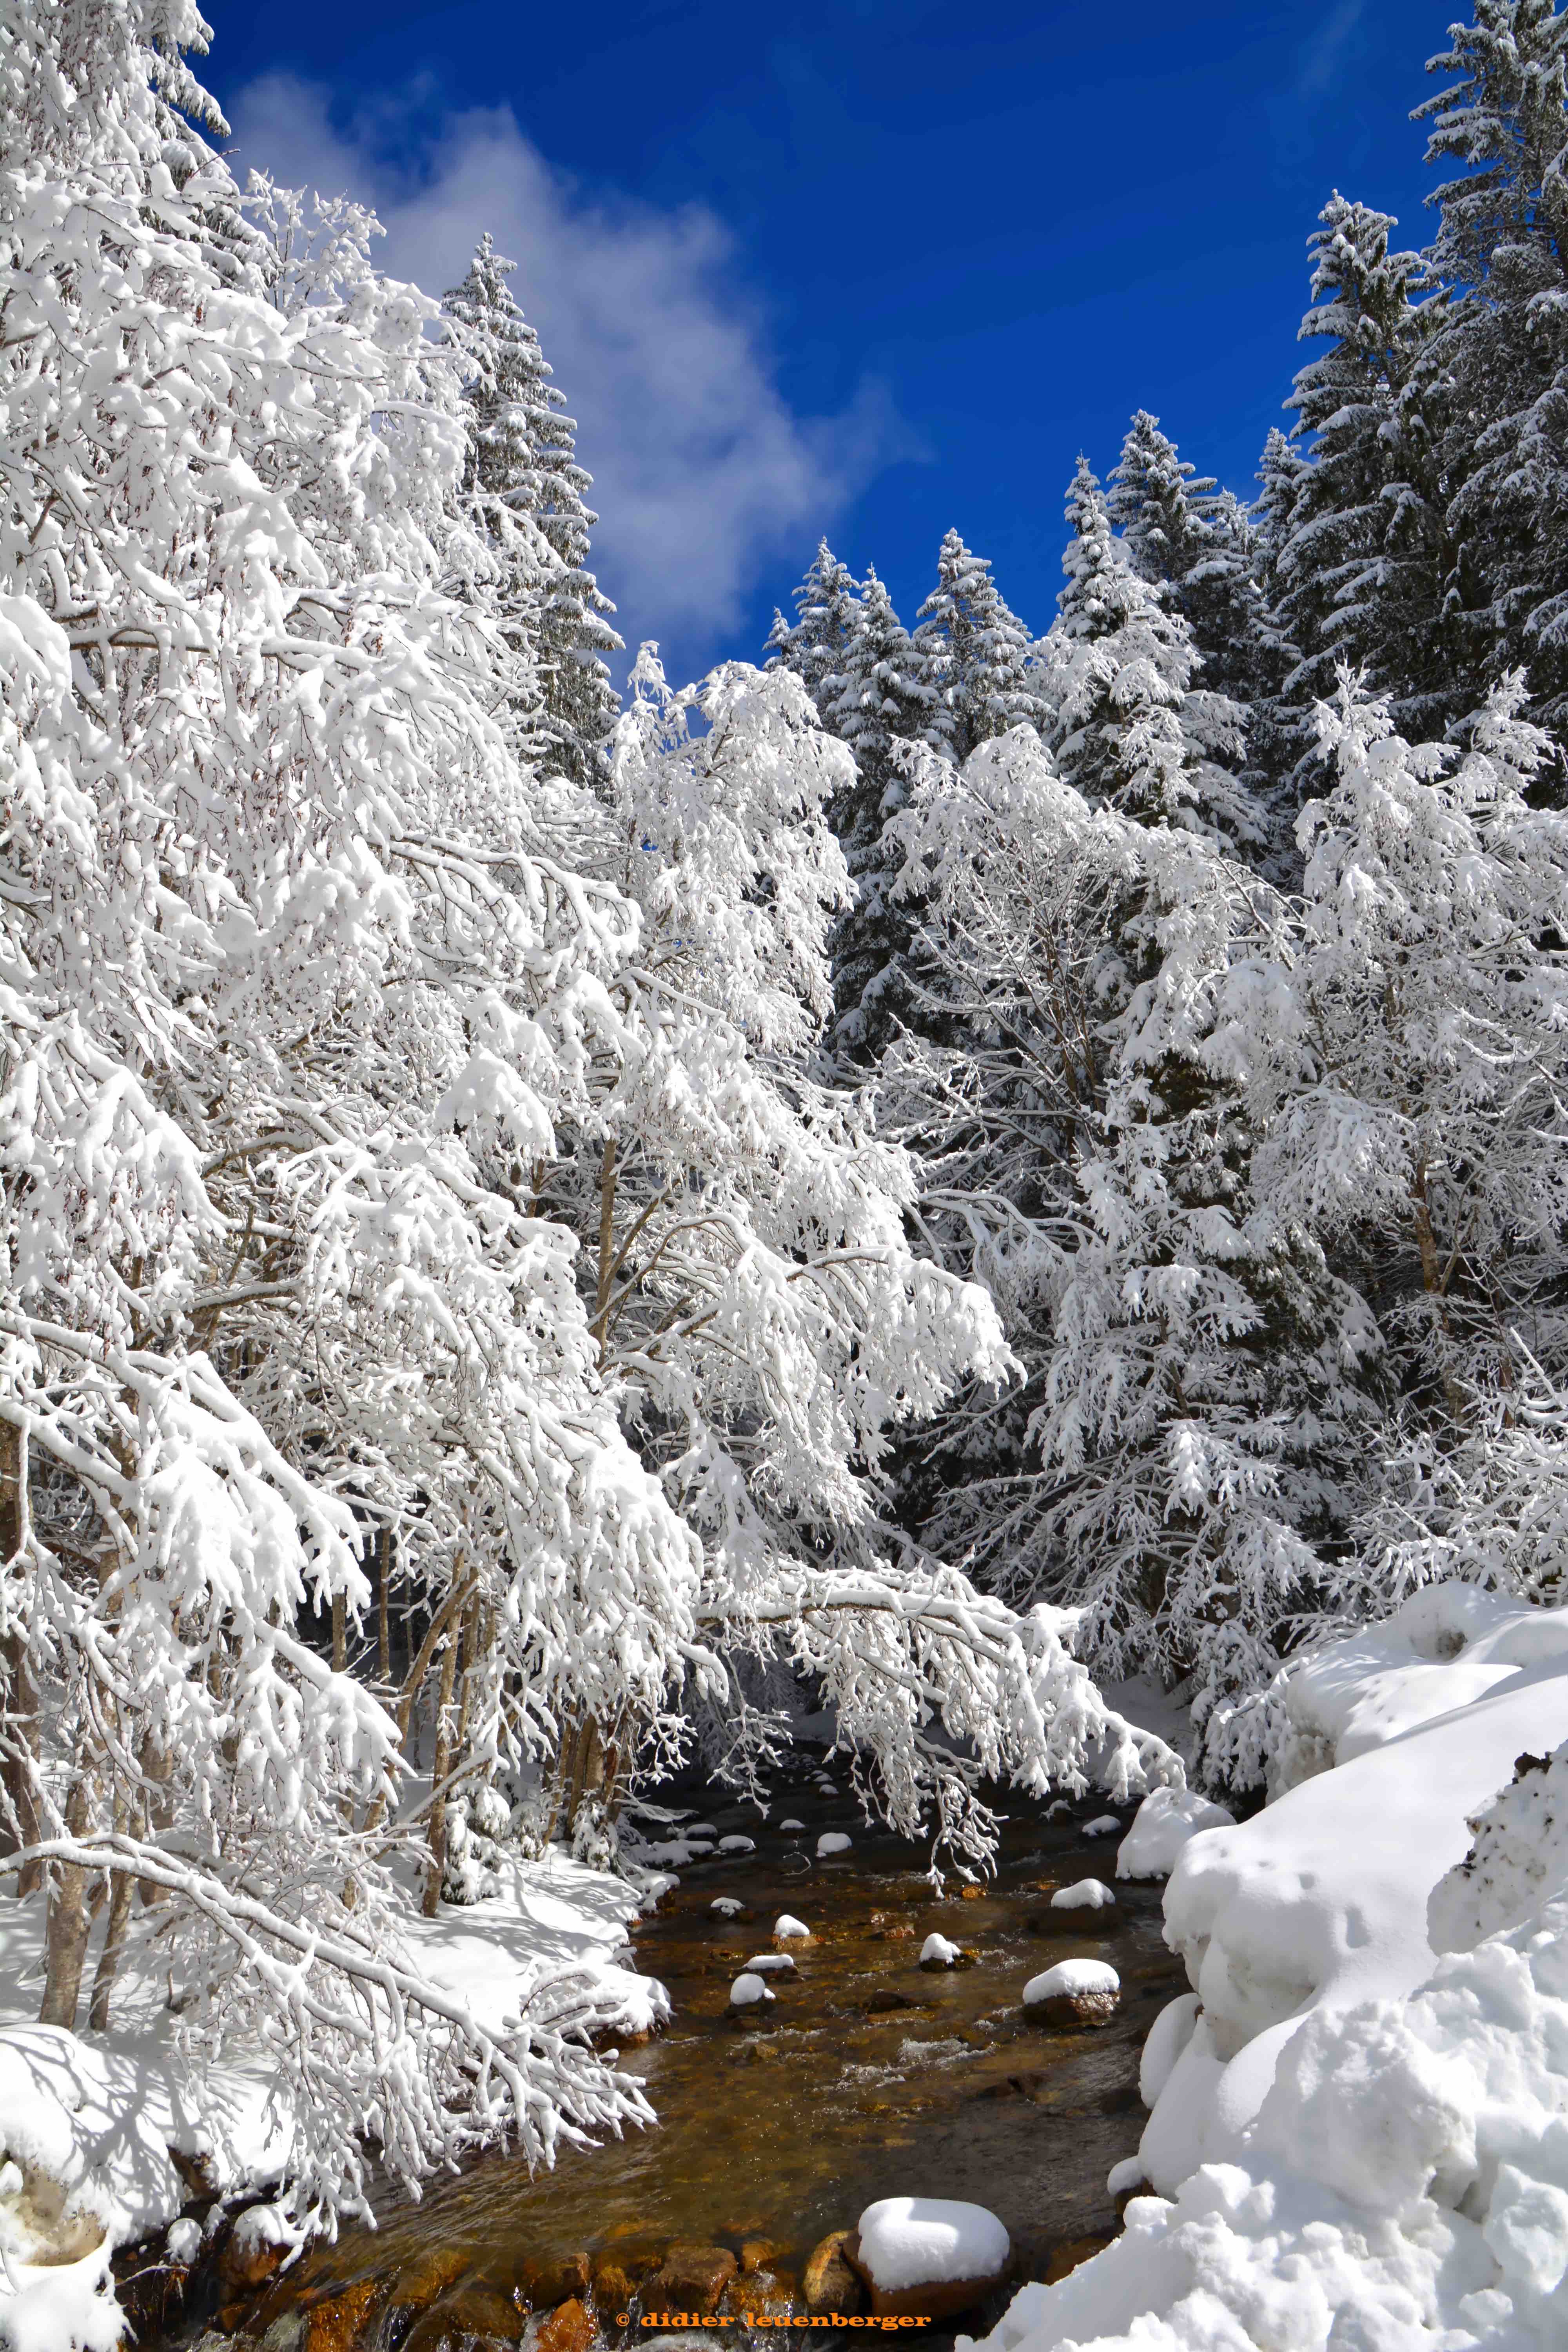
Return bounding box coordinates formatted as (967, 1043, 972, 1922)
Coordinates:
(198, 1753, 1185, 2348)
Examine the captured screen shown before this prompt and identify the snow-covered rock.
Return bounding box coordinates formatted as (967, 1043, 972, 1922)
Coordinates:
(710, 1896, 746, 1917)
(1049, 1878, 1115, 1911)
(779, 1818, 806, 1832)
(1082, 1814, 1122, 1838)
(817, 1831, 852, 1858)
(743, 1954, 797, 1975)
(728, 1973, 775, 2008)
(856, 2196, 1010, 2294)
(774, 1913, 811, 1939)
(1022, 1959, 1119, 2025)
(718, 1834, 756, 1854)
(920, 1933, 962, 1968)
(1115, 1786, 1234, 1880)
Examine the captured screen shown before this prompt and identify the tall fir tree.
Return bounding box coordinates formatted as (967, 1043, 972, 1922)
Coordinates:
(442, 234, 622, 786)
(1047, 460, 1264, 855)
(1275, 194, 1454, 739)
(1109, 409, 1295, 818)
(911, 528, 1050, 761)
(822, 567, 944, 1058)
(1414, 2, 1568, 729)
(765, 539, 863, 715)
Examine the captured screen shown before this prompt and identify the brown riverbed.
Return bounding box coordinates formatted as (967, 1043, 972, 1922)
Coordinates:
(189, 1752, 1184, 2349)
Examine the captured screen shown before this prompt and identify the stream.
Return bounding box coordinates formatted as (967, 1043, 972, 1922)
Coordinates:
(184, 1750, 1185, 2351)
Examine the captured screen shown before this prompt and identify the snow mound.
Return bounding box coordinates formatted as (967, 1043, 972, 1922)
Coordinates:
(964, 1594, 1568, 2352)
(1082, 1814, 1122, 1838)
(857, 2196, 1010, 2291)
(743, 1954, 796, 1975)
(711, 1896, 746, 1916)
(718, 1835, 756, 1854)
(729, 1973, 774, 2007)
(1024, 1960, 1118, 2005)
(817, 1831, 853, 1857)
(779, 1818, 806, 1832)
(1116, 1786, 1234, 1880)
(1050, 1878, 1115, 1911)
(1138, 1991, 1200, 2110)
(774, 1913, 811, 1939)
(921, 1934, 962, 1966)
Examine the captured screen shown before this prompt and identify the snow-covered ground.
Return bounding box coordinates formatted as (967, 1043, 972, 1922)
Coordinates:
(0, 1850, 668, 2352)
(964, 1587, 1568, 2352)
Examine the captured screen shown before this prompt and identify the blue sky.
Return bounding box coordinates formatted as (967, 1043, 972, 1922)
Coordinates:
(209, 1, 1454, 684)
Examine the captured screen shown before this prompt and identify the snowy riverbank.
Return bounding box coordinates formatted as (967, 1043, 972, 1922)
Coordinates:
(0, 1852, 670, 2352)
(967, 1587, 1568, 2351)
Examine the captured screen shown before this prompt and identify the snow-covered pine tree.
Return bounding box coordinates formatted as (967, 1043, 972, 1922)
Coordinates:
(1414, 1, 1568, 729)
(1275, 194, 1454, 739)
(764, 539, 863, 716)
(822, 567, 944, 1059)
(911, 528, 1050, 762)
(1110, 409, 1296, 838)
(1046, 459, 1264, 854)
(442, 233, 622, 784)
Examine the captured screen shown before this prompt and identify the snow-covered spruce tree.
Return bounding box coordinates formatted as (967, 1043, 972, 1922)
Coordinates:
(1414, 1, 1568, 728)
(1045, 460, 1265, 856)
(911, 528, 1050, 762)
(764, 538, 862, 715)
(1110, 410, 1297, 850)
(1274, 194, 1454, 739)
(0, 0, 690, 2222)
(442, 233, 622, 785)
(822, 568, 944, 1061)
(878, 728, 1385, 1775)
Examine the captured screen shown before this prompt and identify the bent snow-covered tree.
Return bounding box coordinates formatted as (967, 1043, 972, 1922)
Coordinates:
(0, 0, 1180, 2234)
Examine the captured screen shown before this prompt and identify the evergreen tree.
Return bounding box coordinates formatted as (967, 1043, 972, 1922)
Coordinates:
(442, 234, 622, 786)
(1414, 2, 1568, 727)
(1047, 460, 1264, 855)
(1276, 194, 1453, 738)
(1111, 409, 1295, 823)
(911, 528, 1050, 761)
(821, 567, 944, 1058)
(764, 539, 862, 715)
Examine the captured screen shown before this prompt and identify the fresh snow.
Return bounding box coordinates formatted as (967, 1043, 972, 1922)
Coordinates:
(1115, 1786, 1235, 1881)
(857, 2196, 1011, 2290)
(817, 1831, 853, 1857)
(1023, 1960, 1118, 2005)
(779, 1819, 807, 1832)
(729, 1973, 775, 2007)
(717, 1835, 756, 1853)
(1049, 1879, 1115, 1911)
(921, 1934, 962, 1966)
(1082, 1814, 1122, 1838)
(774, 1914, 812, 1939)
(743, 1954, 797, 1975)
(710, 1897, 746, 1917)
(967, 1590, 1568, 2352)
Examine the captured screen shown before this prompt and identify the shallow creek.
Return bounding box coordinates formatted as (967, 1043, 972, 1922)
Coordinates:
(211, 1753, 1186, 2348)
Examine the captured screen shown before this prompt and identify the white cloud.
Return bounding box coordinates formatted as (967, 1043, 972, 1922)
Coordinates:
(222, 75, 910, 677)
(1297, 0, 1367, 104)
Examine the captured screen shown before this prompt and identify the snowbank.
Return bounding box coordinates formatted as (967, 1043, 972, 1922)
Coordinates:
(1114, 1786, 1233, 1881)
(858, 2197, 1010, 2290)
(962, 1589, 1568, 2352)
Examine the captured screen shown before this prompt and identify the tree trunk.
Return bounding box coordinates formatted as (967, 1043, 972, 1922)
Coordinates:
(0, 1421, 40, 1895)
(331, 1587, 347, 1674)
(88, 1792, 134, 2035)
(422, 1615, 464, 1918)
(377, 1527, 392, 1686)
(39, 1774, 95, 2029)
